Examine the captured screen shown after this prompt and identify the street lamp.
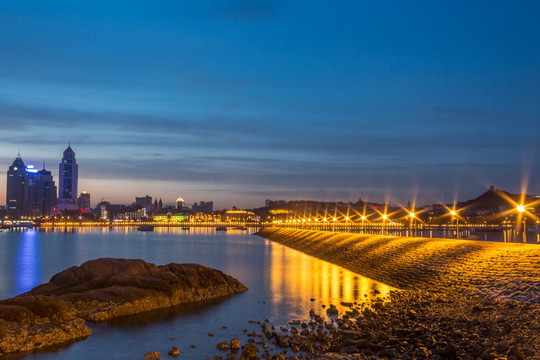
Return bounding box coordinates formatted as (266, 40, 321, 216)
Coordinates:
(450, 210, 459, 239)
(382, 214, 387, 234)
(517, 204, 526, 243)
(409, 212, 416, 236)
(360, 215, 367, 233)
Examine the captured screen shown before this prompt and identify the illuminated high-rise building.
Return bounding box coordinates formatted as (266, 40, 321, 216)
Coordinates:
(175, 197, 185, 210)
(27, 165, 57, 217)
(6, 155, 28, 217)
(57, 144, 79, 210)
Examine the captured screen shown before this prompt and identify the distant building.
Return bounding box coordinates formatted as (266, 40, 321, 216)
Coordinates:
(175, 197, 185, 210)
(116, 207, 147, 221)
(57, 145, 79, 211)
(6, 155, 28, 217)
(153, 212, 186, 223)
(77, 191, 91, 212)
(269, 209, 294, 221)
(192, 201, 213, 213)
(97, 201, 110, 221)
(265, 199, 287, 208)
(27, 165, 57, 217)
(191, 212, 219, 222)
(135, 195, 153, 209)
(223, 209, 256, 222)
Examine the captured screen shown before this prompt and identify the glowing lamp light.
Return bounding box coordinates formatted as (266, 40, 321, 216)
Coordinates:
(450, 210, 457, 216)
(517, 205, 525, 213)
(382, 214, 388, 220)
(323, 218, 327, 222)
(333, 217, 337, 221)
(345, 217, 349, 221)
(409, 212, 415, 218)
(361, 216, 366, 220)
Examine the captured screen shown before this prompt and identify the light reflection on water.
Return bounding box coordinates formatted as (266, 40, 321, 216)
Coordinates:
(0, 228, 393, 359)
(15, 230, 41, 295)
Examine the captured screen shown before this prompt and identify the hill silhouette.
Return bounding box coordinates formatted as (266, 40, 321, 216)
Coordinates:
(458, 186, 529, 210)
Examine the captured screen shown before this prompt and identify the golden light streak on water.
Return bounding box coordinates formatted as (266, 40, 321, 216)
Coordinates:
(342, 271, 354, 300)
(267, 238, 395, 310)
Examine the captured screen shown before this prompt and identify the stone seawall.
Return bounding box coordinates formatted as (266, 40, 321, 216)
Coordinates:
(256, 228, 540, 304)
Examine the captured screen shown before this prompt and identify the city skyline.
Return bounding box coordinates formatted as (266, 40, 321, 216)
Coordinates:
(2, 145, 539, 211)
(1, 1, 539, 208)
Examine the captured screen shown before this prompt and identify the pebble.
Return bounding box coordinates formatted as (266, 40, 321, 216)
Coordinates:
(144, 351, 160, 359)
(168, 346, 180, 357)
(216, 342, 230, 350)
(230, 337, 241, 350)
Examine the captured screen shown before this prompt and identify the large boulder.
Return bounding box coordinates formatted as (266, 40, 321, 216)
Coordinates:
(0, 258, 247, 354)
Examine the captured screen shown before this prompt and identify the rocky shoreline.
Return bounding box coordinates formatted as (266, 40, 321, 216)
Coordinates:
(0, 258, 247, 354)
(200, 289, 538, 359)
(198, 227, 539, 359)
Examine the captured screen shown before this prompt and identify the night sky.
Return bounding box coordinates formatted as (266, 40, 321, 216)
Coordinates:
(1, 1, 539, 209)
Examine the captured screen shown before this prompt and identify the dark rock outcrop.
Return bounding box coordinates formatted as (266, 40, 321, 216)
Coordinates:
(0, 258, 247, 354)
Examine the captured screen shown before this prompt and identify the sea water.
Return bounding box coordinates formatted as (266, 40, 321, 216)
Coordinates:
(0, 228, 393, 359)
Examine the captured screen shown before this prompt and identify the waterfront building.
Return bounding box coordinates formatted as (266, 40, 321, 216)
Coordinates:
(269, 209, 295, 222)
(175, 197, 185, 210)
(116, 207, 147, 221)
(135, 195, 153, 209)
(6, 155, 28, 217)
(191, 212, 219, 222)
(98, 202, 109, 221)
(223, 209, 256, 222)
(153, 212, 187, 223)
(77, 191, 91, 212)
(57, 145, 79, 211)
(27, 165, 57, 217)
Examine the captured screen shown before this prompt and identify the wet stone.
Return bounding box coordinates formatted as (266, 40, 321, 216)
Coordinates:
(168, 346, 180, 357)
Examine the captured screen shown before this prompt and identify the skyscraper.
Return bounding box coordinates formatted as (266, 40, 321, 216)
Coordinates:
(57, 144, 79, 210)
(27, 165, 57, 217)
(6, 155, 28, 217)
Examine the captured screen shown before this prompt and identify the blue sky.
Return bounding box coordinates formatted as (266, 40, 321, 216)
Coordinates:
(1, 1, 539, 208)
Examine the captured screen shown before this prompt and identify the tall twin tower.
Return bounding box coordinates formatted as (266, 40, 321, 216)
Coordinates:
(6, 145, 79, 217)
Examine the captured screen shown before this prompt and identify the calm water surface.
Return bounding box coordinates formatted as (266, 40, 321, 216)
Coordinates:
(0, 228, 393, 359)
